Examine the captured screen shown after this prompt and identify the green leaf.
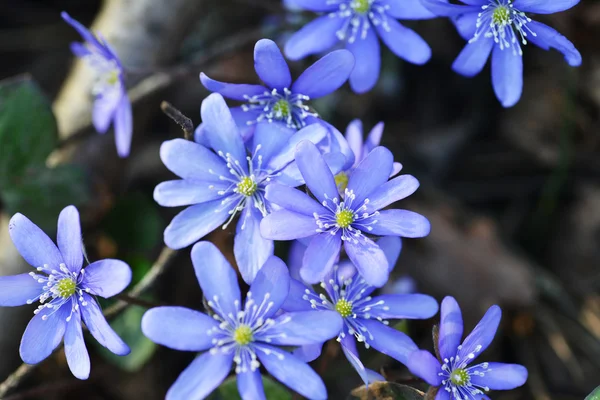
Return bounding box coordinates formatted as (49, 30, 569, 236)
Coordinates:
(208, 375, 292, 400)
(0, 75, 58, 185)
(586, 386, 600, 400)
(95, 305, 157, 372)
(347, 382, 425, 400)
(1, 165, 90, 231)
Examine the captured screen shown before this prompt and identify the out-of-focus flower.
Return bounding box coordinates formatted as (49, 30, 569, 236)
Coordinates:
(0, 206, 131, 379)
(420, 0, 581, 107)
(260, 140, 430, 287)
(62, 12, 133, 157)
(285, 0, 434, 93)
(142, 241, 342, 400)
(408, 296, 528, 399)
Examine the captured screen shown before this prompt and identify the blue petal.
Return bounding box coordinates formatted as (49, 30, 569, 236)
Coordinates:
(92, 92, 119, 134)
(364, 122, 385, 154)
(230, 106, 260, 140)
(513, 0, 579, 13)
(9, 213, 63, 270)
(82, 259, 131, 298)
(375, 19, 431, 65)
(64, 313, 90, 380)
(470, 362, 528, 389)
(347, 146, 393, 205)
(295, 140, 339, 203)
(238, 369, 266, 400)
(266, 123, 329, 172)
(163, 200, 231, 249)
(70, 42, 90, 57)
(81, 294, 130, 355)
(526, 21, 582, 67)
(20, 304, 69, 364)
(166, 351, 233, 400)
(300, 232, 342, 284)
(344, 237, 389, 288)
(159, 138, 229, 181)
(192, 241, 242, 319)
(290, 0, 339, 11)
(419, 0, 479, 16)
(452, 39, 494, 77)
(364, 174, 420, 211)
(378, 236, 402, 272)
(282, 279, 314, 312)
(114, 94, 133, 158)
(261, 310, 342, 345)
(438, 296, 464, 361)
(381, 0, 437, 19)
(292, 49, 355, 99)
(201, 93, 248, 172)
(154, 180, 229, 207)
(288, 241, 307, 281)
(0, 273, 42, 306)
(369, 209, 431, 238)
(285, 16, 345, 60)
(265, 184, 324, 216)
(61, 12, 110, 58)
(322, 120, 356, 170)
(293, 342, 323, 362)
(491, 46, 523, 108)
(141, 306, 218, 351)
(436, 390, 452, 400)
(254, 39, 292, 90)
(260, 210, 318, 240)
(453, 10, 479, 40)
(340, 334, 371, 386)
(344, 119, 364, 163)
(248, 255, 290, 319)
(200, 72, 267, 101)
(407, 350, 443, 386)
(368, 294, 439, 320)
(57, 206, 84, 274)
(252, 121, 294, 168)
(235, 207, 274, 285)
(361, 319, 418, 364)
(457, 304, 501, 363)
(347, 28, 381, 94)
(255, 344, 327, 400)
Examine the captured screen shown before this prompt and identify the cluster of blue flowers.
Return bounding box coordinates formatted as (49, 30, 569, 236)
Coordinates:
(1, 0, 583, 397)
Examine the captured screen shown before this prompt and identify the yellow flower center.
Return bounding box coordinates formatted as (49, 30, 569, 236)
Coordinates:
(335, 298, 353, 318)
(352, 0, 370, 14)
(273, 99, 291, 118)
(335, 209, 354, 228)
(233, 325, 254, 345)
(450, 368, 470, 386)
(106, 69, 120, 86)
(334, 172, 349, 194)
(237, 176, 258, 197)
(492, 6, 510, 26)
(56, 278, 76, 299)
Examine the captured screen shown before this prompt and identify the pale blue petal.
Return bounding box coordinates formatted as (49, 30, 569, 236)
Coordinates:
(470, 362, 528, 389)
(238, 369, 266, 400)
(260, 210, 318, 240)
(248, 255, 290, 319)
(82, 259, 131, 298)
(114, 94, 133, 157)
(300, 232, 342, 284)
(285, 16, 345, 60)
(375, 19, 431, 65)
(295, 140, 339, 203)
(265, 184, 324, 216)
(419, 0, 479, 16)
(252, 121, 294, 168)
(293, 342, 323, 362)
(344, 119, 364, 163)
(407, 350, 443, 386)
(166, 352, 233, 400)
(347, 146, 393, 205)
(288, 241, 307, 281)
(154, 180, 229, 207)
(0, 274, 42, 306)
(452, 39, 494, 77)
(292, 0, 339, 11)
(9, 213, 63, 270)
(281, 279, 314, 312)
(382, 0, 436, 19)
(20, 304, 69, 364)
(378, 236, 402, 272)
(366, 175, 420, 212)
(438, 296, 464, 361)
(254, 39, 292, 90)
(491, 45, 523, 108)
(200, 72, 266, 101)
(57, 206, 84, 274)
(364, 122, 384, 154)
(340, 335, 371, 386)
(266, 123, 329, 172)
(292, 50, 354, 98)
(261, 310, 342, 345)
(81, 294, 130, 355)
(457, 305, 501, 363)
(92, 92, 119, 134)
(344, 237, 389, 288)
(361, 319, 418, 364)
(513, 0, 579, 13)
(527, 21, 582, 67)
(453, 11, 479, 40)
(347, 28, 380, 94)
(159, 138, 229, 181)
(64, 313, 90, 380)
(235, 207, 274, 285)
(368, 294, 438, 320)
(369, 209, 431, 238)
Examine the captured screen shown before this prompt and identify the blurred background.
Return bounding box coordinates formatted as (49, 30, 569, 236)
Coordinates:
(0, 0, 598, 398)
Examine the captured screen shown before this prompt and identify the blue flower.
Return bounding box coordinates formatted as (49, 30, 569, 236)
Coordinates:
(421, 0, 582, 107)
(0, 206, 131, 379)
(407, 296, 528, 399)
(154, 93, 328, 283)
(260, 140, 430, 287)
(141, 241, 343, 400)
(200, 39, 356, 169)
(284, 0, 434, 93)
(283, 236, 439, 385)
(61, 12, 133, 157)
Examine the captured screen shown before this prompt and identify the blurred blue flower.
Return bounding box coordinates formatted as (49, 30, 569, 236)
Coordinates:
(142, 242, 342, 400)
(283, 236, 438, 385)
(62, 12, 133, 157)
(260, 140, 430, 287)
(420, 0, 582, 107)
(408, 296, 528, 399)
(154, 93, 328, 283)
(284, 0, 434, 93)
(0, 206, 131, 379)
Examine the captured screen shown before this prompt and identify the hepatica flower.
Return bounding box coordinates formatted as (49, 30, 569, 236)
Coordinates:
(421, 0, 582, 107)
(408, 297, 528, 399)
(283, 236, 439, 385)
(285, 0, 434, 93)
(154, 93, 328, 283)
(142, 241, 343, 400)
(260, 140, 430, 287)
(61, 12, 132, 157)
(0, 206, 131, 379)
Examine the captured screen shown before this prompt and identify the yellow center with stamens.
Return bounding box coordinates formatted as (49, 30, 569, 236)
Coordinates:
(336, 209, 354, 228)
(237, 176, 258, 197)
(450, 368, 470, 386)
(492, 6, 510, 25)
(352, 0, 370, 14)
(335, 298, 353, 318)
(334, 172, 349, 193)
(273, 99, 291, 118)
(56, 278, 76, 299)
(233, 325, 254, 345)
(106, 69, 120, 85)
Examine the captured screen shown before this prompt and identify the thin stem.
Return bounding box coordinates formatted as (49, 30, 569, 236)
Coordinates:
(160, 101, 194, 140)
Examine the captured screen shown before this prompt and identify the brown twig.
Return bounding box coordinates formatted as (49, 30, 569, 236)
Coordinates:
(160, 101, 194, 140)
